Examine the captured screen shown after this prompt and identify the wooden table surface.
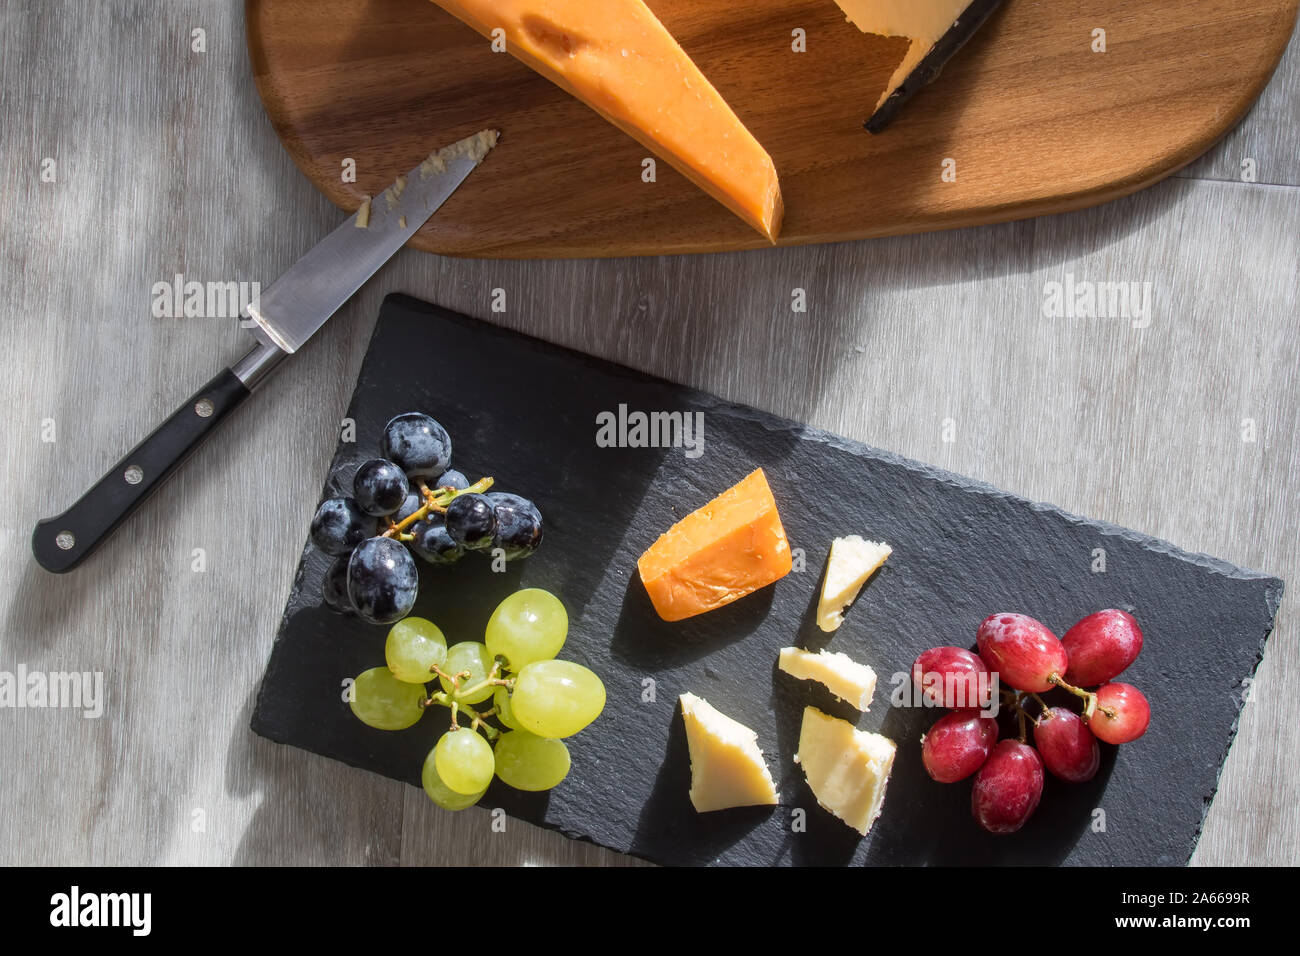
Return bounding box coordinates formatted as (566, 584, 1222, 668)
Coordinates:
(1, 1, 1296, 867)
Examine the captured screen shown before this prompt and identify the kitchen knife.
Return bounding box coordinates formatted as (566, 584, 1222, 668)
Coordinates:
(31, 130, 499, 573)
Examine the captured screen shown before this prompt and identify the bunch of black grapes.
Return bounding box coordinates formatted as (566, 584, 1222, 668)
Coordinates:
(309, 412, 543, 625)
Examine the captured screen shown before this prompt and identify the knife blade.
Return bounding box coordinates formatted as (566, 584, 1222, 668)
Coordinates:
(31, 130, 499, 573)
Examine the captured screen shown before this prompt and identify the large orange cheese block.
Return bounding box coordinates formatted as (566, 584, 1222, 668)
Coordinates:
(429, 0, 784, 241)
(638, 468, 793, 622)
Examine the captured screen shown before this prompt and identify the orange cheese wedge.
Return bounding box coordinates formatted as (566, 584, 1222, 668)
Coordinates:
(429, 0, 784, 241)
(638, 468, 792, 622)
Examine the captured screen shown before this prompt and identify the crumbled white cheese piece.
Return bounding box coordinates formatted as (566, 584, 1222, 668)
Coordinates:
(778, 647, 878, 711)
(419, 129, 500, 179)
(796, 706, 896, 835)
(817, 536, 892, 632)
(679, 693, 778, 812)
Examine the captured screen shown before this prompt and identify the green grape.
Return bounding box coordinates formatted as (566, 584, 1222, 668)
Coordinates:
(349, 666, 425, 730)
(385, 617, 448, 683)
(422, 747, 486, 810)
(511, 660, 606, 739)
(439, 642, 495, 704)
(434, 727, 495, 795)
(493, 685, 518, 729)
(485, 588, 568, 672)
(494, 730, 571, 791)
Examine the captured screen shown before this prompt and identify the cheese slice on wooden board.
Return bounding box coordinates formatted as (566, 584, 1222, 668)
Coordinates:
(795, 706, 896, 835)
(429, 0, 784, 241)
(778, 647, 878, 711)
(638, 468, 792, 622)
(817, 535, 891, 632)
(832, 0, 1007, 132)
(679, 693, 779, 812)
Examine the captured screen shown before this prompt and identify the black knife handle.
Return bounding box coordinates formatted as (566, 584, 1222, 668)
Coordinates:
(32, 368, 250, 573)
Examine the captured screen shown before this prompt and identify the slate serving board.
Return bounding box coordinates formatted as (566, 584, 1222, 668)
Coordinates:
(252, 294, 1283, 866)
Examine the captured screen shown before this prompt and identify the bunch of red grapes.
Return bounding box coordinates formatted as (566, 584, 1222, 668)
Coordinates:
(912, 609, 1151, 835)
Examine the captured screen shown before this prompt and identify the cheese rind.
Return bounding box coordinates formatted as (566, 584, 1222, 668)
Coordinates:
(778, 647, 877, 711)
(638, 468, 792, 622)
(816, 535, 891, 632)
(430, 0, 783, 240)
(832, 0, 1007, 131)
(679, 693, 778, 812)
(795, 706, 895, 835)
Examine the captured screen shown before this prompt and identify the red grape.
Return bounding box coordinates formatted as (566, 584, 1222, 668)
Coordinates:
(971, 740, 1044, 834)
(911, 647, 991, 709)
(922, 710, 998, 783)
(975, 613, 1068, 693)
(1089, 682, 1151, 744)
(1062, 609, 1143, 686)
(1033, 707, 1101, 782)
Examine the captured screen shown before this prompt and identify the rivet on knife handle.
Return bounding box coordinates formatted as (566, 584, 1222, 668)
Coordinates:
(31, 366, 252, 573)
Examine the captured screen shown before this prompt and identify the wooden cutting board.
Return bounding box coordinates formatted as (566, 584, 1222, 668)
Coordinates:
(246, 0, 1298, 258)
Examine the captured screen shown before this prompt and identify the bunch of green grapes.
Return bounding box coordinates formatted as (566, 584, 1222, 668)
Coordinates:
(346, 588, 606, 810)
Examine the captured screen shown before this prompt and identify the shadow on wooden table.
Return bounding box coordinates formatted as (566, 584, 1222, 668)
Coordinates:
(226, 680, 409, 865)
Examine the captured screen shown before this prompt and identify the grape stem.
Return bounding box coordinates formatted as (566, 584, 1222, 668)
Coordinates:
(999, 690, 1035, 742)
(381, 476, 496, 538)
(1047, 673, 1118, 723)
(425, 662, 506, 740)
(421, 696, 500, 741)
(467, 706, 500, 739)
(457, 660, 504, 703)
(460, 702, 500, 740)
(429, 664, 473, 687)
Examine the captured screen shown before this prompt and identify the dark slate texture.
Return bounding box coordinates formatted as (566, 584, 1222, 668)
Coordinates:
(252, 294, 1283, 867)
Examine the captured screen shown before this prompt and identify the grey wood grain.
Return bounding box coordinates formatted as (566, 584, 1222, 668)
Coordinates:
(1177, 4, 1300, 187)
(0, 0, 1295, 867)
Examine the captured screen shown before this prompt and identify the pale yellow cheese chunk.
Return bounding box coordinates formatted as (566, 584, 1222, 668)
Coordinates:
(817, 536, 892, 632)
(794, 706, 895, 835)
(679, 693, 778, 812)
(832, 0, 975, 111)
(778, 647, 878, 711)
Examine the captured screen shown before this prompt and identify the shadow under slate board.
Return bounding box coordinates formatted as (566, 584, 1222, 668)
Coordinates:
(252, 294, 1282, 867)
